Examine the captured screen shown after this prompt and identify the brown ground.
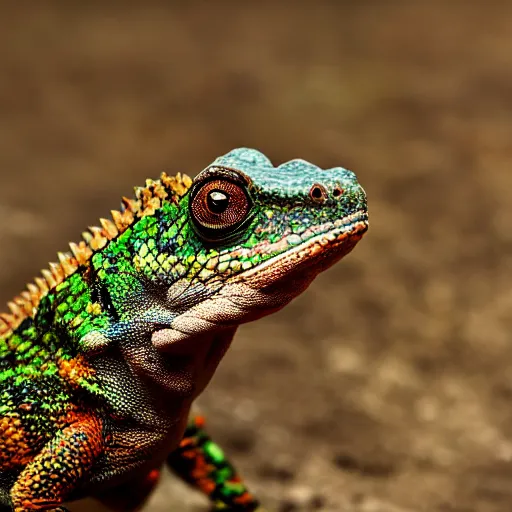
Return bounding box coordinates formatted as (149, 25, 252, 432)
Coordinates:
(0, 2, 511, 511)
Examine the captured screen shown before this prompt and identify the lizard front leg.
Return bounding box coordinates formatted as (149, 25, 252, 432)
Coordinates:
(168, 415, 265, 511)
(10, 412, 103, 512)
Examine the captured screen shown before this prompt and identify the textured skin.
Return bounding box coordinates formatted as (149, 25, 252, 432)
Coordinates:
(0, 148, 368, 511)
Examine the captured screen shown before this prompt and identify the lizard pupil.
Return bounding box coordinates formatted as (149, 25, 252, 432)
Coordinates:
(207, 190, 229, 214)
(189, 172, 253, 243)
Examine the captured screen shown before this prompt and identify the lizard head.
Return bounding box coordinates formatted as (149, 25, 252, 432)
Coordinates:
(148, 148, 368, 346)
(200, 149, 367, 281)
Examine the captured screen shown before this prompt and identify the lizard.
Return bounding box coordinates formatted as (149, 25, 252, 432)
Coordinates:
(0, 148, 368, 512)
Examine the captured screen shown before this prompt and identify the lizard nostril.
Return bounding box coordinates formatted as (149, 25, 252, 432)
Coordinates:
(332, 186, 344, 198)
(309, 184, 327, 203)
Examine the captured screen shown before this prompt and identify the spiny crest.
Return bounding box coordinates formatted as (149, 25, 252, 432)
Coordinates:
(0, 172, 193, 337)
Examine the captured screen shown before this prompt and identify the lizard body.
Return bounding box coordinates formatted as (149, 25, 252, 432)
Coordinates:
(0, 148, 368, 511)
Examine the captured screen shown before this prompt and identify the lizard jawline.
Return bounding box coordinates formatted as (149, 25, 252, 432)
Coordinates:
(235, 213, 368, 290)
(152, 213, 368, 350)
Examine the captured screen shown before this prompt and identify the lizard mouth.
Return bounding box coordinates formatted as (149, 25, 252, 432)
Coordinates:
(234, 210, 368, 289)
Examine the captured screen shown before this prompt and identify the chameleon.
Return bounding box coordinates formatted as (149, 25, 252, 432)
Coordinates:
(0, 148, 368, 512)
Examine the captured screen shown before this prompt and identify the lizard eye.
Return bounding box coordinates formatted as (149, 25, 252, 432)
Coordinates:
(189, 178, 252, 242)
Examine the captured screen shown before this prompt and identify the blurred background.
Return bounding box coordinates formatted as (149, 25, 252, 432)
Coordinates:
(0, 2, 511, 511)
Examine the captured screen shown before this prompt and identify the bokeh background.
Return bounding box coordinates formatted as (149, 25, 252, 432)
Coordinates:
(0, 2, 511, 511)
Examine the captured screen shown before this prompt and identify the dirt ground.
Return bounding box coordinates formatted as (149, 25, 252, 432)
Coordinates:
(0, 2, 511, 511)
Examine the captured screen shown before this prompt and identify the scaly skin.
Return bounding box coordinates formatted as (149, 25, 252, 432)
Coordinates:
(0, 148, 368, 511)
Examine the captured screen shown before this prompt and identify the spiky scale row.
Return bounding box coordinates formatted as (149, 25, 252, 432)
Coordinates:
(69, 242, 93, 267)
(0, 171, 193, 337)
